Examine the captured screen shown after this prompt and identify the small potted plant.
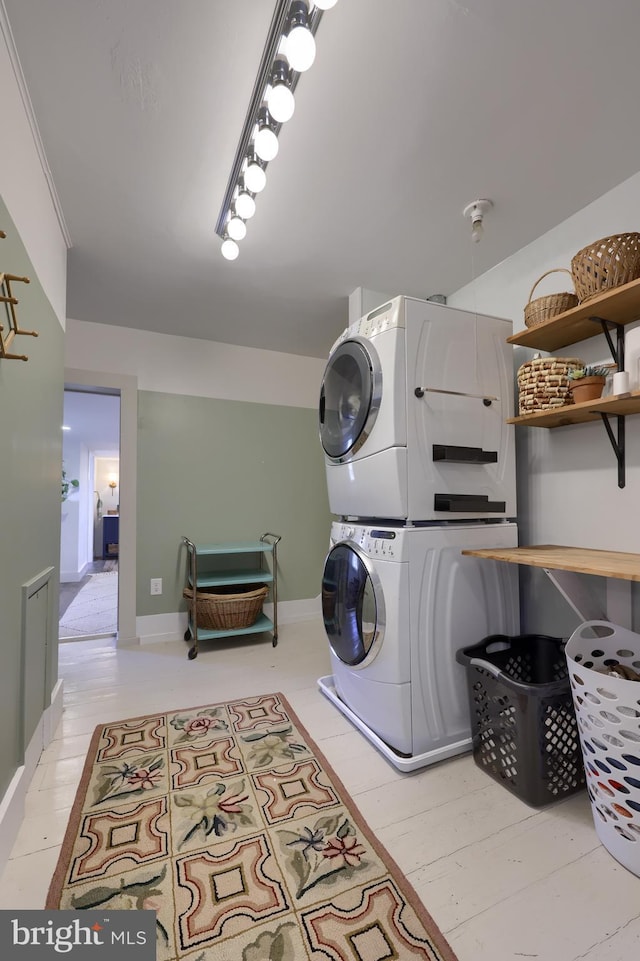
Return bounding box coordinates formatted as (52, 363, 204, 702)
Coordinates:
(568, 364, 610, 403)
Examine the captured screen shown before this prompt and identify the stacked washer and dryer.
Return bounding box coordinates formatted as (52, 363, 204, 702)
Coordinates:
(317, 295, 520, 771)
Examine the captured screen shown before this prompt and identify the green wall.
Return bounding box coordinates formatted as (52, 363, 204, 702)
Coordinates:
(136, 390, 331, 616)
(0, 198, 64, 796)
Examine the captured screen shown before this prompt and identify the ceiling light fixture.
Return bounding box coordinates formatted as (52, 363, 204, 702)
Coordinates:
(216, 0, 338, 259)
(463, 198, 493, 243)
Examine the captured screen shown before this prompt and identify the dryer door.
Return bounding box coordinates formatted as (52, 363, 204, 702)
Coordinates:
(322, 541, 385, 668)
(319, 339, 382, 462)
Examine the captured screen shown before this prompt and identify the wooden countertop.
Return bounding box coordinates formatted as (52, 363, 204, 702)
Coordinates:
(461, 544, 640, 582)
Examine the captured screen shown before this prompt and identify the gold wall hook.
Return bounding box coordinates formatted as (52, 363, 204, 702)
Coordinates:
(0, 268, 37, 361)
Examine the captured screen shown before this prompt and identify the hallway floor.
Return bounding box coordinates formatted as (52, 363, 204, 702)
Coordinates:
(0, 619, 638, 960)
(59, 559, 117, 619)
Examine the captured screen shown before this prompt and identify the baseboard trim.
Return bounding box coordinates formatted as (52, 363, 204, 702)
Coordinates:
(0, 766, 26, 872)
(136, 597, 321, 645)
(45, 679, 64, 744)
(60, 561, 92, 584)
(0, 679, 64, 874)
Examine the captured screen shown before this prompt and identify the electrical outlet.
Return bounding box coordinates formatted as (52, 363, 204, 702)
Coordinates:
(150, 578, 162, 595)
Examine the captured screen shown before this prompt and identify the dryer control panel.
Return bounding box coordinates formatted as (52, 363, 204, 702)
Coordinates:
(329, 297, 404, 354)
(332, 523, 400, 559)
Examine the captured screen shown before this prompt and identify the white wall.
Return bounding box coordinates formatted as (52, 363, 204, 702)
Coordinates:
(65, 318, 326, 410)
(0, 5, 68, 325)
(449, 170, 640, 556)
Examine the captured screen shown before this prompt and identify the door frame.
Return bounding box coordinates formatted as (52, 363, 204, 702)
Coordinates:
(64, 368, 138, 645)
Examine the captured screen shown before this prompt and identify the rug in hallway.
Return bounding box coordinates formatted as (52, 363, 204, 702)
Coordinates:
(46, 692, 457, 961)
(59, 570, 118, 637)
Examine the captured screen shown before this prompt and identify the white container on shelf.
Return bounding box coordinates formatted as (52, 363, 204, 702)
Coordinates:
(565, 621, 640, 877)
(623, 324, 640, 390)
(613, 370, 630, 394)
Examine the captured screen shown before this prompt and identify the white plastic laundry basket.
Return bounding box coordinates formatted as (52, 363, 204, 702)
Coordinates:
(565, 621, 640, 876)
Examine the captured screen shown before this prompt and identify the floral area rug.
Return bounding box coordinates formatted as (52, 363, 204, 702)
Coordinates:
(47, 693, 457, 961)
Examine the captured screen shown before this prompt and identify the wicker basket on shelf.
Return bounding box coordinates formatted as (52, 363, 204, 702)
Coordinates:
(571, 233, 640, 302)
(517, 357, 584, 415)
(183, 584, 268, 630)
(523, 269, 578, 328)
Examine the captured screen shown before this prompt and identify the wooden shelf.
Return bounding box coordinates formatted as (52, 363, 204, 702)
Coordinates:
(508, 389, 640, 428)
(508, 276, 640, 351)
(188, 569, 273, 588)
(193, 612, 274, 641)
(461, 545, 640, 582)
(190, 541, 274, 555)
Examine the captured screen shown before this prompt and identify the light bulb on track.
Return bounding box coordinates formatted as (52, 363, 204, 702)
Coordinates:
(235, 190, 256, 220)
(267, 59, 295, 123)
(244, 155, 267, 193)
(254, 106, 279, 162)
(221, 238, 239, 260)
(227, 216, 246, 241)
(286, 1, 316, 72)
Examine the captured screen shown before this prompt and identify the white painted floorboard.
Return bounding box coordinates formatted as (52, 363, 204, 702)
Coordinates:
(0, 618, 638, 959)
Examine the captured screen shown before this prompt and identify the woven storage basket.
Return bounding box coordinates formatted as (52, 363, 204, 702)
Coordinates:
(517, 357, 584, 415)
(571, 233, 640, 302)
(183, 584, 268, 630)
(524, 268, 578, 328)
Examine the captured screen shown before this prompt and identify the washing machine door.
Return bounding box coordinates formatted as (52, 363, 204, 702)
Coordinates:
(322, 541, 385, 668)
(319, 339, 382, 462)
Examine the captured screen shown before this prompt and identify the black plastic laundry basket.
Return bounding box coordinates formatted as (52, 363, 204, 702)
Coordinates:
(456, 634, 585, 807)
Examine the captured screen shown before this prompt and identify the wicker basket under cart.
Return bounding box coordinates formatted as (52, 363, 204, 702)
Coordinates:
(565, 620, 640, 877)
(517, 356, 584, 415)
(182, 584, 269, 630)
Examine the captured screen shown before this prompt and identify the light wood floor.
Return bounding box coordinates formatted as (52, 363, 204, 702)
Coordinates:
(1, 619, 638, 959)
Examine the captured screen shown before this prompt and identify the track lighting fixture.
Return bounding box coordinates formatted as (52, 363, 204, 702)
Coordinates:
(216, 0, 338, 259)
(463, 198, 493, 243)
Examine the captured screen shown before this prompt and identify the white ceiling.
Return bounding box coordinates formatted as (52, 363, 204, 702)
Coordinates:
(6, 0, 640, 359)
(63, 390, 120, 451)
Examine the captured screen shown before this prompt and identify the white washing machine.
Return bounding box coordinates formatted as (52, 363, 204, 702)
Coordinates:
(318, 519, 519, 771)
(319, 295, 517, 522)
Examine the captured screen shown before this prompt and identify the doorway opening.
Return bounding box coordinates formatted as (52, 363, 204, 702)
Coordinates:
(59, 388, 120, 641)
